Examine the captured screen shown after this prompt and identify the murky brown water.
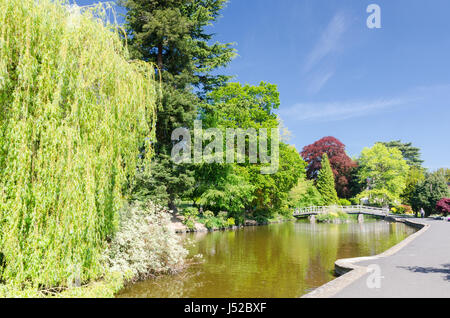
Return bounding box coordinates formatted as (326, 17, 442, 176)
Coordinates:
(118, 218, 416, 298)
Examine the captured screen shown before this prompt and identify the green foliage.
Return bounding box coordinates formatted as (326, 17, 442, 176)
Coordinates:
(248, 143, 307, 216)
(435, 168, 450, 183)
(122, 0, 236, 209)
(357, 189, 397, 207)
(195, 82, 306, 219)
(120, 0, 236, 94)
(197, 167, 255, 216)
(316, 154, 338, 205)
(0, 271, 126, 298)
(401, 166, 425, 205)
(199, 211, 235, 230)
(316, 207, 349, 223)
(347, 164, 364, 198)
(0, 0, 156, 290)
(357, 143, 410, 205)
(338, 198, 352, 206)
(182, 207, 199, 229)
(133, 155, 195, 211)
(379, 140, 424, 168)
(411, 172, 449, 216)
(206, 82, 280, 130)
(288, 180, 323, 208)
(390, 205, 413, 215)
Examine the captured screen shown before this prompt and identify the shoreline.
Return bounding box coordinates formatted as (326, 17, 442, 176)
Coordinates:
(168, 213, 296, 234)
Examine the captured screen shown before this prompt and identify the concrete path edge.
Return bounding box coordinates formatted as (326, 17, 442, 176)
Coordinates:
(301, 217, 430, 298)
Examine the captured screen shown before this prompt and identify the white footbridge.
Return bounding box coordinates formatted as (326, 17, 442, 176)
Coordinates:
(293, 205, 390, 218)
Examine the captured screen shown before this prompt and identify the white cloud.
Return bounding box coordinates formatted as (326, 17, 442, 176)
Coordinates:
(282, 83, 450, 123)
(306, 70, 335, 95)
(303, 11, 349, 73)
(280, 98, 412, 122)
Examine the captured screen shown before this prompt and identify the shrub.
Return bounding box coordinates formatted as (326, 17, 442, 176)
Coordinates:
(391, 205, 413, 215)
(391, 206, 404, 214)
(400, 204, 414, 215)
(436, 198, 450, 216)
(203, 211, 215, 218)
(227, 218, 236, 227)
(338, 198, 352, 206)
(316, 206, 349, 223)
(200, 211, 235, 230)
(0, 0, 156, 289)
(106, 202, 188, 282)
(182, 207, 199, 229)
(288, 180, 323, 208)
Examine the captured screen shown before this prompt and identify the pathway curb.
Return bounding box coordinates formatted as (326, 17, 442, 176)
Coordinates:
(301, 217, 429, 298)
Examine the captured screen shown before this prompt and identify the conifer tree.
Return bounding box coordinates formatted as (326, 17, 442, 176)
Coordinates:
(379, 140, 424, 168)
(316, 154, 339, 205)
(121, 0, 236, 211)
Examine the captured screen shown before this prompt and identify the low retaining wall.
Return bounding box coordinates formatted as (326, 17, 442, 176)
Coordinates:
(302, 216, 429, 298)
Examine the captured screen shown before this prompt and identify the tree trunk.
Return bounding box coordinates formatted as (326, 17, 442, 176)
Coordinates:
(168, 199, 178, 215)
(157, 43, 163, 72)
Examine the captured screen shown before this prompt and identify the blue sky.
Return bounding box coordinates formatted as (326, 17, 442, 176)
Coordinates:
(75, 0, 449, 170)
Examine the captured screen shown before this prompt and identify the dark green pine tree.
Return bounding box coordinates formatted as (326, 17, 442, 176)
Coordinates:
(380, 140, 424, 168)
(120, 0, 236, 211)
(316, 153, 339, 205)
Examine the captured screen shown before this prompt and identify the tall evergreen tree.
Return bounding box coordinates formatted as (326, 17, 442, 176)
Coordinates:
(316, 154, 339, 205)
(379, 140, 424, 168)
(121, 0, 236, 211)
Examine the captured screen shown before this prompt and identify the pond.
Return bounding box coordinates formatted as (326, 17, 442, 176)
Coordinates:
(117, 218, 416, 298)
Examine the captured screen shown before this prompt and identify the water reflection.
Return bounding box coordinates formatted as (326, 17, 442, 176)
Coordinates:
(118, 219, 416, 298)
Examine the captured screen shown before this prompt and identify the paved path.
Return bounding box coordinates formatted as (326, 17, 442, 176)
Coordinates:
(334, 218, 450, 298)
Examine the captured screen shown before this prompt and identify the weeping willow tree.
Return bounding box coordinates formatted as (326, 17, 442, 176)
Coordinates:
(0, 0, 157, 289)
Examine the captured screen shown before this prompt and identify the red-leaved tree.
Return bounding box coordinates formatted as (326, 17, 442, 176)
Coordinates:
(436, 198, 450, 216)
(301, 136, 357, 198)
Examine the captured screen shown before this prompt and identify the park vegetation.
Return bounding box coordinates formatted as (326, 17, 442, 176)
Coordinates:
(0, 0, 448, 298)
(0, 0, 183, 297)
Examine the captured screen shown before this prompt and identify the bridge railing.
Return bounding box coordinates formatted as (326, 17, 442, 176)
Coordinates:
(293, 205, 389, 216)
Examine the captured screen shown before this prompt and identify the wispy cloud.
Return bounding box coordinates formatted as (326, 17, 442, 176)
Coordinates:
(306, 70, 335, 95)
(281, 83, 450, 123)
(280, 97, 413, 122)
(303, 11, 349, 74)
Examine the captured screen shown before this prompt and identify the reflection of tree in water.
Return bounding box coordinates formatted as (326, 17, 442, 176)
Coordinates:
(118, 267, 205, 298)
(119, 221, 416, 298)
(335, 221, 416, 260)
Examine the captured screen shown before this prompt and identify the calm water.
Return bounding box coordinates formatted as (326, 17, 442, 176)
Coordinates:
(118, 218, 416, 298)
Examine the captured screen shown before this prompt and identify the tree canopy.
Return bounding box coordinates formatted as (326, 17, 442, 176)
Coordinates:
(401, 166, 425, 206)
(301, 136, 357, 198)
(435, 168, 450, 183)
(121, 0, 236, 211)
(0, 0, 157, 288)
(288, 180, 323, 208)
(411, 172, 449, 216)
(193, 82, 306, 219)
(357, 143, 410, 205)
(379, 140, 424, 168)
